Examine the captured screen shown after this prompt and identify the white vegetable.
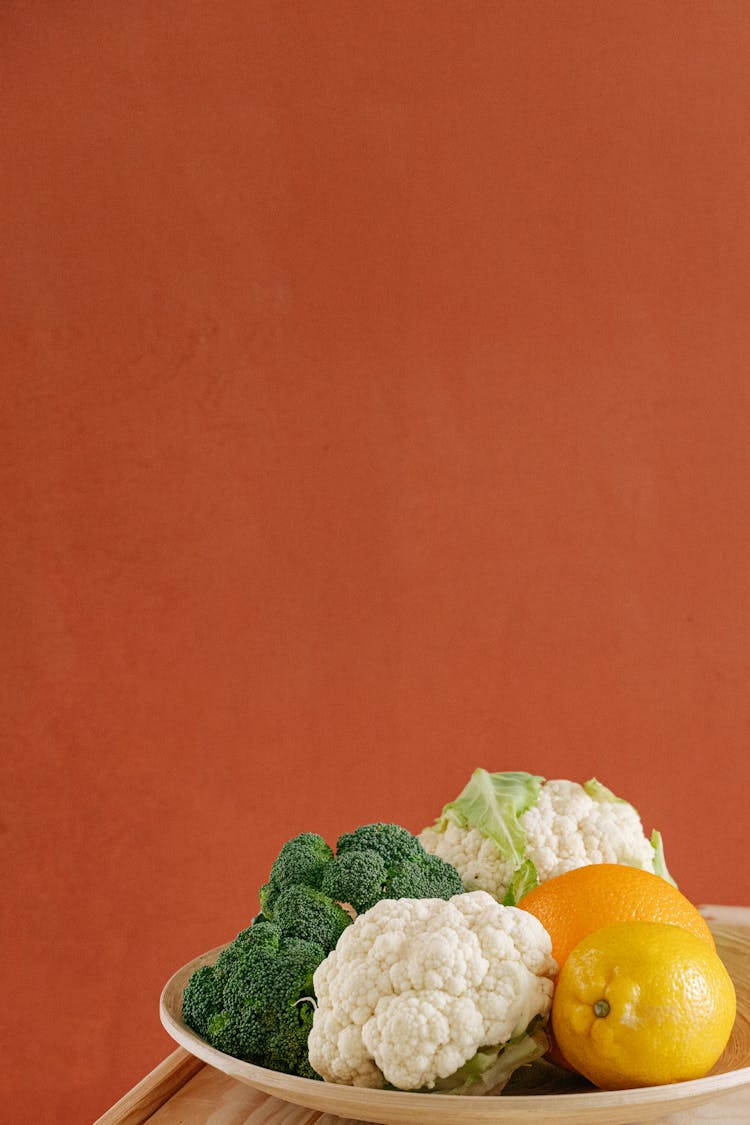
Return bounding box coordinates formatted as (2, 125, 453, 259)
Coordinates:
(307, 892, 556, 1093)
(419, 770, 674, 904)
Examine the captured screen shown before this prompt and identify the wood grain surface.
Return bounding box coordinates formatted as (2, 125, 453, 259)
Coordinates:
(93, 1050, 203, 1125)
(102, 1059, 750, 1125)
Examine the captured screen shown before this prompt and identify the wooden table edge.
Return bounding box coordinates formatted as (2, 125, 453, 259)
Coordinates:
(93, 1047, 204, 1125)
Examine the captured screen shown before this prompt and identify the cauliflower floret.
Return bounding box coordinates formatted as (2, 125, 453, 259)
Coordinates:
(418, 822, 514, 896)
(307, 892, 556, 1091)
(522, 779, 656, 882)
(419, 771, 668, 903)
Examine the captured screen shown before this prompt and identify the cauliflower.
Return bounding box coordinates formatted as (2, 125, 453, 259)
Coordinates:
(419, 770, 675, 905)
(307, 892, 556, 1094)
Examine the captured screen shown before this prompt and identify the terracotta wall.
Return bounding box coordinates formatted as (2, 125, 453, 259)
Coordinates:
(3, 3, 750, 1121)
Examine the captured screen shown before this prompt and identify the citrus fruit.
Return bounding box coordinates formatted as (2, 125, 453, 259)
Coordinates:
(517, 864, 714, 974)
(551, 921, 736, 1089)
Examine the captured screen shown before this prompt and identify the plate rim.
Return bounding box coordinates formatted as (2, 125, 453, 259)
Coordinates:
(159, 935, 750, 1116)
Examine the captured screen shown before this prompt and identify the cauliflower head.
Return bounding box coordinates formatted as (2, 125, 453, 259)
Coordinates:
(307, 891, 556, 1092)
(419, 770, 674, 905)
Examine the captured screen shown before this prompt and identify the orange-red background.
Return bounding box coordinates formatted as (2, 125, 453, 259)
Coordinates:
(3, 3, 750, 1122)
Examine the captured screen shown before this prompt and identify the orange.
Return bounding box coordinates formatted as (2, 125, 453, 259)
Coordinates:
(517, 864, 714, 975)
(551, 921, 736, 1089)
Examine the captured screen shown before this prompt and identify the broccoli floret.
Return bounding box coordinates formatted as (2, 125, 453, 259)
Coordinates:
(260, 832, 334, 917)
(258, 883, 275, 915)
(264, 1007, 317, 1076)
(321, 848, 388, 914)
(181, 964, 221, 1039)
(262, 823, 460, 932)
(234, 918, 281, 954)
(297, 1056, 322, 1081)
(182, 927, 326, 1078)
(328, 823, 464, 911)
(212, 919, 282, 990)
(336, 822, 422, 868)
(385, 849, 464, 901)
(255, 832, 352, 957)
(270, 832, 333, 889)
(272, 885, 352, 952)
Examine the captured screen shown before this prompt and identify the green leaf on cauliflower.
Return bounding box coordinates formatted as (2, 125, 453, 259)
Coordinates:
(583, 777, 629, 804)
(501, 858, 539, 906)
(650, 829, 677, 887)
(421, 770, 678, 902)
(434, 768, 543, 868)
(427, 1022, 549, 1096)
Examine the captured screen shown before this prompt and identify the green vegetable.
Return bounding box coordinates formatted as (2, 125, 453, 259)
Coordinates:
(259, 832, 333, 917)
(263, 822, 463, 926)
(182, 919, 324, 1078)
(183, 821, 465, 1077)
(336, 822, 422, 867)
(181, 964, 220, 1037)
(323, 823, 463, 913)
(320, 848, 387, 915)
(271, 885, 352, 951)
(384, 850, 464, 906)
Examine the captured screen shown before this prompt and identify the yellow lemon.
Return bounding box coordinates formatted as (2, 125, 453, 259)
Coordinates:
(551, 921, 736, 1089)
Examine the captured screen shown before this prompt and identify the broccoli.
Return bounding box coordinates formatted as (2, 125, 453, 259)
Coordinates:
(259, 832, 333, 917)
(322, 824, 464, 913)
(182, 921, 325, 1078)
(181, 964, 221, 1039)
(260, 824, 461, 927)
(321, 848, 387, 914)
(272, 885, 352, 952)
(336, 822, 422, 867)
(385, 849, 464, 902)
(183, 822, 465, 1078)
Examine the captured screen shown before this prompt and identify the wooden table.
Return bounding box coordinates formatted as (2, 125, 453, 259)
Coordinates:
(94, 1046, 750, 1124)
(95, 905, 750, 1125)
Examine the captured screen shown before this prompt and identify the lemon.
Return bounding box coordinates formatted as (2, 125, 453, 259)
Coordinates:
(551, 921, 736, 1089)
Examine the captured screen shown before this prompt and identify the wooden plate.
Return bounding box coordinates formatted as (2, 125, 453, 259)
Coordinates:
(160, 923, 750, 1125)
